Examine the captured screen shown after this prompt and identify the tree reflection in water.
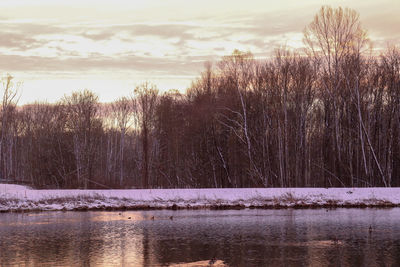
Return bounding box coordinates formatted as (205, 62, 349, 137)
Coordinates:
(1, 209, 400, 266)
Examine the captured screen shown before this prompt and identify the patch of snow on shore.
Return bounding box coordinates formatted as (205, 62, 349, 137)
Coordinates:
(1, 185, 400, 212)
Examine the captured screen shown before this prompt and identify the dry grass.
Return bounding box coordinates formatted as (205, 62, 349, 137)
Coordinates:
(1, 191, 399, 212)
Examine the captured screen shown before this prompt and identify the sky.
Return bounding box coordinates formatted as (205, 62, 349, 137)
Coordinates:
(0, 0, 399, 104)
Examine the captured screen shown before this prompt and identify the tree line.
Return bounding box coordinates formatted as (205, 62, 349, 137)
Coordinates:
(0, 6, 399, 188)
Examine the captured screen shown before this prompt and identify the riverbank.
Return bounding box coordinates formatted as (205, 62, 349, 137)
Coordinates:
(1, 184, 400, 212)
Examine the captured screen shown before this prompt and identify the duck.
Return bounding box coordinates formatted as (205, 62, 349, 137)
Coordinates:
(209, 257, 217, 265)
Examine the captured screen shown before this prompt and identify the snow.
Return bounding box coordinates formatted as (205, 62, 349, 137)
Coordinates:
(1, 185, 400, 212)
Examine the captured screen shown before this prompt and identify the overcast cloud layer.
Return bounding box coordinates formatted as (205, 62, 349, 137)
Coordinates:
(0, 0, 399, 104)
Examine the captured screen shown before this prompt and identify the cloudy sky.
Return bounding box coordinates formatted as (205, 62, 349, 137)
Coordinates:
(1, 0, 399, 104)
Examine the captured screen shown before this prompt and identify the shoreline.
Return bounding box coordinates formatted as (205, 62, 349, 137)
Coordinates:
(2, 203, 398, 213)
(1, 185, 400, 212)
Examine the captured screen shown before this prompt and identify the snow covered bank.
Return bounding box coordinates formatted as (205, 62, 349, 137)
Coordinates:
(1, 185, 400, 212)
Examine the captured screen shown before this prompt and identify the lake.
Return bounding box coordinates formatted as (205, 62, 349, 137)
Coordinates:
(1, 209, 400, 266)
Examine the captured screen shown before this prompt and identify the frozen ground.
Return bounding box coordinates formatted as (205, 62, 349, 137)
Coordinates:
(1, 184, 400, 212)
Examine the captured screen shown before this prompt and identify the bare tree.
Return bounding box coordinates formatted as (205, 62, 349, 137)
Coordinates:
(216, 50, 266, 185)
(134, 82, 158, 188)
(111, 97, 134, 186)
(63, 90, 101, 189)
(0, 74, 19, 181)
(304, 6, 369, 186)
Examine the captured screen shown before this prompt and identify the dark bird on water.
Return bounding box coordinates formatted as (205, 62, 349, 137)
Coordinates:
(369, 225, 372, 233)
(151, 216, 154, 220)
(128, 217, 131, 219)
(169, 216, 173, 220)
(209, 257, 217, 265)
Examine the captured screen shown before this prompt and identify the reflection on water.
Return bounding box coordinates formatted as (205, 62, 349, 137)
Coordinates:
(1, 209, 400, 266)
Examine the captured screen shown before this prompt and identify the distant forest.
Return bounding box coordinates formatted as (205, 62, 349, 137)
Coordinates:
(0, 6, 399, 188)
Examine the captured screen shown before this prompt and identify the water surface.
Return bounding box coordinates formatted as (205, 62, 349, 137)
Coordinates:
(1, 209, 400, 266)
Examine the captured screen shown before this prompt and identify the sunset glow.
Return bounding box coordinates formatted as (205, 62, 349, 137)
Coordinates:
(1, 0, 399, 104)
